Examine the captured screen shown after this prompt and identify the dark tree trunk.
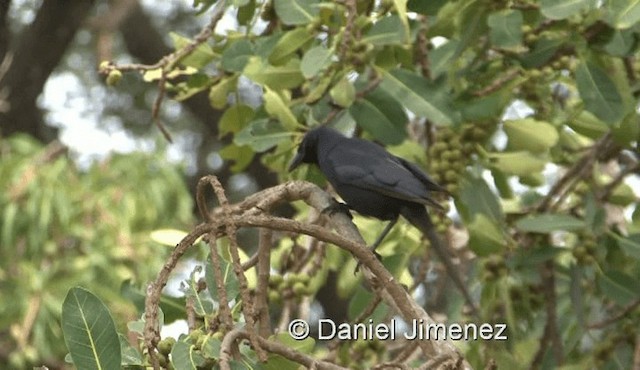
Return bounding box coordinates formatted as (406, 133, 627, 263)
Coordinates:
(0, 0, 96, 141)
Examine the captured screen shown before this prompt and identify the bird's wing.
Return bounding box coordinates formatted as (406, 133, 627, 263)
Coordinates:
(325, 142, 445, 209)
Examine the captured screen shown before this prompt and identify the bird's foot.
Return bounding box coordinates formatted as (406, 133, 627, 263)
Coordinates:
(354, 249, 382, 274)
(322, 201, 353, 219)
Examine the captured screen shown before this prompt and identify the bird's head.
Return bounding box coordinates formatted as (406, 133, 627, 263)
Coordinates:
(288, 127, 327, 171)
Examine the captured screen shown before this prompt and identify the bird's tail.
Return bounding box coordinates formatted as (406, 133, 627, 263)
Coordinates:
(401, 206, 479, 317)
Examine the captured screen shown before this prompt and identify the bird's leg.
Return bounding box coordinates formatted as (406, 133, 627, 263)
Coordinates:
(370, 217, 398, 253)
(355, 218, 398, 274)
(321, 200, 353, 219)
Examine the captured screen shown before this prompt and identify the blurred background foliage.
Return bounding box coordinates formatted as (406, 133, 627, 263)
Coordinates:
(0, 134, 193, 367)
(1, 0, 640, 369)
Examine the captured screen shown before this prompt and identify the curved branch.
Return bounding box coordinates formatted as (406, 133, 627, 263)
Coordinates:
(144, 179, 471, 369)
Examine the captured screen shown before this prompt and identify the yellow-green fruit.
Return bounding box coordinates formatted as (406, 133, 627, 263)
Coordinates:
(211, 331, 223, 340)
(269, 274, 283, 286)
(449, 149, 462, 160)
(444, 170, 457, 182)
(106, 70, 122, 86)
(472, 127, 486, 140)
(292, 282, 307, 296)
(268, 290, 281, 302)
(190, 329, 205, 346)
(444, 183, 460, 194)
(157, 353, 168, 367)
(158, 337, 176, 355)
(98, 61, 112, 74)
(430, 161, 441, 172)
(432, 142, 448, 154)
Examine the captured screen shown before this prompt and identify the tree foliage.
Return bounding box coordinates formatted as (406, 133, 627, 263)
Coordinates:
(2, 0, 640, 369)
(0, 135, 192, 368)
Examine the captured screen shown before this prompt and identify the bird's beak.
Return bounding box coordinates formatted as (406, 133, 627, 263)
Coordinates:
(288, 151, 304, 172)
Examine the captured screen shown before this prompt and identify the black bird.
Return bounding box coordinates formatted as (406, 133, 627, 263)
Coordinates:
(289, 126, 477, 315)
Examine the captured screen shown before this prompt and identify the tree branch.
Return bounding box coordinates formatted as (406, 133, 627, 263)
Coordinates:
(143, 178, 472, 369)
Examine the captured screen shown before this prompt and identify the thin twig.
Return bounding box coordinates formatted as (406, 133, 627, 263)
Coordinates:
(536, 133, 613, 212)
(144, 222, 215, 370)
(210, 176, 267, 362)
(339, 0, 358, 64)
(587, 298, 640, 329)
(530, 261, 562, 368)
(416, 16, 430, 78)
(597, 160, 640, 201)
(99, 0, 228, 141)
(208, 232, 234, 332)
(471, 69, 520, 97)
(256, 228, 273, 337)
(222, 328, 348, 370)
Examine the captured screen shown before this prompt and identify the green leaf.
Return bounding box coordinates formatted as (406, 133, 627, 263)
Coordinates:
(607, 0, 640, 29)
(485, 151, 547, 176)
(597, 270, 640, 304)
(234, 119, 291, 152)
(201, 337, 222, 359)
(504, 118, 559, 153)
(460, 91, 510, 121)
(208, 75, 238, 109)
(349, 88, 407, 145)
(611, 112, 640, 146)
(174, 74, 214, 101)
(150, 229, 188, 246)
(62, 287, 121, 370)
(269, 28, 314, 65)
(362, 15, 406, 46)
(205, 253, 240, 301)
(219, 143, 255, 172)
(379, 68, 457, 125)
(329, 77, 356, 108)
(264, 87, 299, 130)
(119, 334, 143, 366)
(171, 341, 205, 370)
(515, 214, 585, 233)
(221, 39, 254, 72)
(468, 214, 506, 256)
(456, 174, 504, 222)
(612, 233, 640, 259)
(604, 29, 637, 56)
(120, 281, 186, 324)
(408, 0, 446, 14)
(305, 74, 333, 103)
(170, 32, 215, 69)
(487, 10, 523, 49)
(575, 61, 625, 124)
(392, 0, 411, 43)
(348, 287, 389, 321)
(520, 37, 563, 68)
(540, 0, 595, 20)
(429, 40, 459, 78)
(513, 245, 563, 267)
(568, 111, 609, 139)
(238, 0, 256, 25)
(301, 45, 332, 78)
(609, 182, 637, 206)
(244, 56, 305, 90)
(219, 104, 255, 136)
(264, 333, 315, 370)
(183, 266, 215, 316)
(274, 0, 319, 25)
(453, 1, 489, 58)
